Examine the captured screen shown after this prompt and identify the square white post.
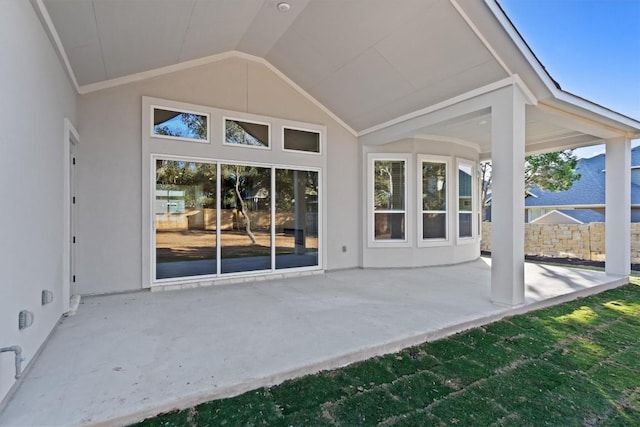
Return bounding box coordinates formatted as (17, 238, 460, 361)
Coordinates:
(605, 138, 631, 276)
(490, 86, 527, 306)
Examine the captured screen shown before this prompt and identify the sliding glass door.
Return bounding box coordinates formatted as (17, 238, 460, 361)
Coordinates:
(275, 169, 319, 269)
(155, 159, 217, 279)
(220, 164, 272, 274)
(154, 158, 320, 282)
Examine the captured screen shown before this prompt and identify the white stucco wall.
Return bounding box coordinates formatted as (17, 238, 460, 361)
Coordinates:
(362, 138, 481, 268)
(0, 1, 77, 404)
(76, 58, 360, 295)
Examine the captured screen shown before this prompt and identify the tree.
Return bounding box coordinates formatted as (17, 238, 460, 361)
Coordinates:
(481, 149, 581, 219)
(220, 165, 271, 244)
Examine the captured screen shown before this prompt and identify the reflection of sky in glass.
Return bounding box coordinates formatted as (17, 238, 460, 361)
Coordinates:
(153, 111, 206, 140)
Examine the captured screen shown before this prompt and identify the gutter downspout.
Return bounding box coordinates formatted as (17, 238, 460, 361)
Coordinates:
(0, 346, 24, 379)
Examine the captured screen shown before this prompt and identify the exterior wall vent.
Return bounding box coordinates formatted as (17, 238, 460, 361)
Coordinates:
(18, 310, 34, 330)
(42, 290, 54, 305)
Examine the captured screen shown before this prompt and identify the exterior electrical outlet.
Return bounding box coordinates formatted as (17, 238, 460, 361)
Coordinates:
(18, 310, 34, 330)
(42, 290, 54, 305)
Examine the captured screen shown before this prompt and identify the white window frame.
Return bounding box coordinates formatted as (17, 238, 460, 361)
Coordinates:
(417, 155, 451, 247)
(151, 154, 323, 286)
(456, 158, 476, 244)
(368, 153, 410, 247)
(150, 105, 210, 143)
(223, 116, 271, 150)
(282, 126, 322, 155)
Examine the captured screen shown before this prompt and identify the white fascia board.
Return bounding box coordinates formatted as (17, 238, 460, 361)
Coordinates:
(483, 0, 640, 136)
(31, 0, 80, 92)
(551, 92, 640, 135)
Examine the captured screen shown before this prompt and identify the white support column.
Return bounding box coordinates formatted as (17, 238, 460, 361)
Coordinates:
(605, 138, 631, 276)
(490, 86, 527, 306)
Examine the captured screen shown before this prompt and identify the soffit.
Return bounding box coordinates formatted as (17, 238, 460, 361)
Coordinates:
(413, 105, 607, 157)
(41, 0, 508, 133)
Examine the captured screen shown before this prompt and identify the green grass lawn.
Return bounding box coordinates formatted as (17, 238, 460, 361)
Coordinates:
(135, 279, 640, 427)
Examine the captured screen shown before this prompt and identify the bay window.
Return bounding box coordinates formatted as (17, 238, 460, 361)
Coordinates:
(370, 155, 408, 244)
(419, 156, 448, 243)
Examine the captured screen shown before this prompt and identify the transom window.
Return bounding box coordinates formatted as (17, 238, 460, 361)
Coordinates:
(151, 106, 209, 142)
(283, 127, 321, 154)
(224, 118, 269, 149)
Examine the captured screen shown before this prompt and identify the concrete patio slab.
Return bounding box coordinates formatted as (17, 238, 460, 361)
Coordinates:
(0, 259, 627, 427)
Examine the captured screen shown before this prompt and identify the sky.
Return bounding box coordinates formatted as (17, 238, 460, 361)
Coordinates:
(498, 0, 640, 158)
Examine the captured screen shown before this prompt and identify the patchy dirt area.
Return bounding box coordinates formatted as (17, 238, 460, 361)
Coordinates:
(156, 230, 318, 261)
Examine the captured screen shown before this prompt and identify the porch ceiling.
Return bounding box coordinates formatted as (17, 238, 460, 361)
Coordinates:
(414, 105, 610, 157)
(40, 0, 639, 145)
(42, 0, 509, 133)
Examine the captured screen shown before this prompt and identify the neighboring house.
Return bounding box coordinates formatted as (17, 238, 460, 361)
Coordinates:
(2, 0, 639, 404)
(525, 147, 640, 223)
(530, 209, 605, 225)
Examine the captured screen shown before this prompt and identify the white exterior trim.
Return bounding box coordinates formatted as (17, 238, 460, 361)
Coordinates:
(62, 118, 79, 313)
(31, 0, 80, 92)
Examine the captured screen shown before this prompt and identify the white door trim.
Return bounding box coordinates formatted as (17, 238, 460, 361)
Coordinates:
(63, 118, 79, 313)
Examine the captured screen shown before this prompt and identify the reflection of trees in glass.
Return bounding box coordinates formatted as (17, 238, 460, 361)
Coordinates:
(225, 120, 267, 147)
(154, 112, 207, 140)
(422, 162, 446, 211)
(221, 165, 270, 244)
(374, 160, 404, 210)
(156, 160, 216, 208)
(275, 169, 318, 211)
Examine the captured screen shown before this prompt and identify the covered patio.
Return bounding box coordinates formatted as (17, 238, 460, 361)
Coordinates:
(3, 0, 640, 422)
(0, 259, 626, 426)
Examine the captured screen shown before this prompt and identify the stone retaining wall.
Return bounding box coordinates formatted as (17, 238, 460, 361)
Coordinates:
(481, 222, 640, 263)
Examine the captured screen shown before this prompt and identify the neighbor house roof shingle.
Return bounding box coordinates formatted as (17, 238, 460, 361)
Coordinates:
(525, 146, 640, 207)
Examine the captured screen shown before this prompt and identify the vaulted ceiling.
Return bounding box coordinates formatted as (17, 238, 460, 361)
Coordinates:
(40, 0, 639, 150)
(43, 0, 510, 133)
